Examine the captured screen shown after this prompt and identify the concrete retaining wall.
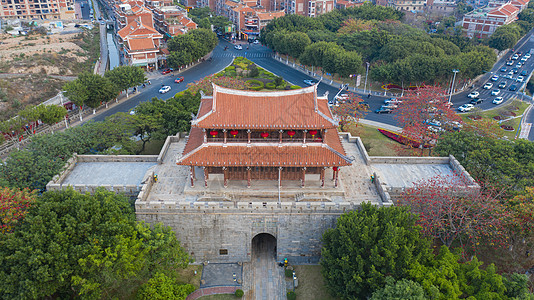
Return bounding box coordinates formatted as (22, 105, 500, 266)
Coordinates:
(372, 172, 392, 205)
(77, 155, 158, 162)
(368, 156, 450, 164)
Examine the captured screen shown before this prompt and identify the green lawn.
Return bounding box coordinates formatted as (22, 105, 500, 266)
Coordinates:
(293, 265, 339, 300)
(176, 264, 203, 288)
(349, 124, 404, 157)
(460, 99, 530, 139)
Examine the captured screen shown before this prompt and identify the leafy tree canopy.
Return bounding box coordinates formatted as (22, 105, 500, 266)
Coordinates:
(370, 277, 426, 300)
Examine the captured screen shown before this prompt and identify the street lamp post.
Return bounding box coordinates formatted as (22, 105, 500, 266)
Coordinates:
(363, 62, 370, 94)
(448, 69, 459, 104)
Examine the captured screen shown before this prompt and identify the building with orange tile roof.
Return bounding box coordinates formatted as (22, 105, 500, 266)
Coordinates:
(462, 2, 519, 38)
(177, 84, 352, 188)
(117, 18, 163, 69)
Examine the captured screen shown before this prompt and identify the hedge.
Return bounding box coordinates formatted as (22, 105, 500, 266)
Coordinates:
(245, 79, 264, 91)
(290, 85, 301, 89)
(265, 82, 276, 89)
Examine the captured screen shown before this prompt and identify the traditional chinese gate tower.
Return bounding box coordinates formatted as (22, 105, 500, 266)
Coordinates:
(177, 84, 352, 189)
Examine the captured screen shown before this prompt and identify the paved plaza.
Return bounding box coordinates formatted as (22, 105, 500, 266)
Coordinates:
(200, 263, 242, 288)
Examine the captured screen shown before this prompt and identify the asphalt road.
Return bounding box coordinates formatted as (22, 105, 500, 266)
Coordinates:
(90, 36, 534, 140)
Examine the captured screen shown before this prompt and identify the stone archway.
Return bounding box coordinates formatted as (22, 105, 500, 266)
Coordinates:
(249, 233, 285, 299)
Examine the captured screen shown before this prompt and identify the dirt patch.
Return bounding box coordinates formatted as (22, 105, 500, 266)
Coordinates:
(468, 115, 482, 120)
(0, 74, 66, 121)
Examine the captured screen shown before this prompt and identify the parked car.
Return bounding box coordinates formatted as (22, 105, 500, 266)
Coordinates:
(458, 104, 475, 112)
(303, 79, 316, 85)
(491, 75, 499, 81)
(509, 84, 518, 91)
(521, 56, 528, 62)
(525, 53, 531, 59)
(517, 76, 524, 83)
(174, 76, 184, 83)
(491, 89, 500, 95)
(161, 68, 173, 75)
(517, 51, 523, 57)
(234, 45, 242, 50)
(483, 82, 493, 89)
(470, 98, 483, 105)
(159, 85, 171, 94)
(516, 62, 523, 68)
(384, 97, 402, 104)
(500, 67, 507, 72)
(493, 97, 504, 104)
(467, 91, 480, 98)
(512, 67, 519, 73)
(375, 107, 394, 114)
(520, 70, 528, 76)
(499, 81, 507, 89)
(512, 54, 519, 60)
(506, 60, 514, 66)
(426, 119, 442, 127)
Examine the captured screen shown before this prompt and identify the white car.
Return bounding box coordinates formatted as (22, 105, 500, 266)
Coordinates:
(468, 91, 480, 98)
(458, 104, 475, 112)
(159, 85, 171, 94)
(521, 56, 528, 62)
(516, 62, 523, 68)
(517, 76, 524, 83)
(491, 75, 499, 81)
(491, 89, 500, 95)
(253, 40, 259, 44)
(483, 82, 493, 89)
(303, 79, 317, 85)
(493, 97, 504, 104)
(512, 54, 519, 60)
(384, 97, 402, 105)
(506, 60, 514, 66)
(234, 45, 242, 50)
(525, 53, 531, 59)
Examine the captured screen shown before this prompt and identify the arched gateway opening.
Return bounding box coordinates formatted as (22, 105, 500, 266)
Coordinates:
(252, 233, 277, 260)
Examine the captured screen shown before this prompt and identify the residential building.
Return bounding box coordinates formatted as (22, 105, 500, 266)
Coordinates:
(335, 0, 364, 9)
(0, 0, 76, 20)
(117, 18, 163, 69)
(488, 0, 529, 11)
(426, 0, 457, 14)
(282, 0, 334, 16)
(378, 0, 428, 12)
(115, 2, 154, 29)
(462, 3, 519, 38)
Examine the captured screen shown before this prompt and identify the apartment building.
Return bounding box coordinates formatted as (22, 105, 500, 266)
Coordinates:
(426, 0, 457, 14)
(117, 17, 163, 68)
(462, 3, 519, 37)
(281, 0, 334, 16)
(0, 0, 75, 20)
(377, 0, 428, 12)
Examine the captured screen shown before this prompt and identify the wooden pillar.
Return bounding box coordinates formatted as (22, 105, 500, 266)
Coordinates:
(332, 167, 337, 180)
(334, 167, 340, 188)
(247, 129, 251, 144)
(320, 167, 325, 188)
(203, 166, 208, 188)
(301, 167, 306, 188)
(223, 167, 228, 188)
(192, 166, 196, 179)
(189, 166, 194, 187)
(278, 167, 282, 188)
(223, 129, 227, 144)
(247, 167, 251, 188)
(279, 130, 283, 144)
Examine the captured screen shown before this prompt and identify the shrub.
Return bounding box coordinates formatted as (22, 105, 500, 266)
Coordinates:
(285, 268, 293, 277)
(235, 289, 244, 298)
(287, 291, 297, 300)
(274, 76, 284, 86)
(266, 82, 276, 89)
(226, 66, 235, 71)
(248, 65, 260, 77)
(245, 79, 264, 91)
(276, 85, 286, 90)
(290, 85, 301, 89)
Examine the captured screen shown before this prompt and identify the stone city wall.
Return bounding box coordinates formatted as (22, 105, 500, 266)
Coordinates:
(77, 155, 158, 163)
(136, 201, 359, 264)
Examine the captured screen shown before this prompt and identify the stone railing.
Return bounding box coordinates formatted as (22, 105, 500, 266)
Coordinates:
(157, 135, 182, 164)
(372, 172, 392, 205)
(186, 286, 238, 300)
(77, 155, 158, 162)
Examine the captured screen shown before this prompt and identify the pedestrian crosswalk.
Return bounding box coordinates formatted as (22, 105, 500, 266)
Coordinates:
(212, 52, 273, 58)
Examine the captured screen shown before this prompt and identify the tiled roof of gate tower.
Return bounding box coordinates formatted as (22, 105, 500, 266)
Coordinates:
(192, 85, 338, 130)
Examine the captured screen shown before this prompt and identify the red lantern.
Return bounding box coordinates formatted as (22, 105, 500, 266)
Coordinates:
(230, 130, 239, 137)
(333, 167, 338, 171)
(287, 130, 296, 138)
(309, 130, 318, 137)
(260, 132, 269, 139)
(210, 130, 218, 137)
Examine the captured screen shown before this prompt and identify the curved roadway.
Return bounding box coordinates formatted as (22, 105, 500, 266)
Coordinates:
(91, 36, 534, 140)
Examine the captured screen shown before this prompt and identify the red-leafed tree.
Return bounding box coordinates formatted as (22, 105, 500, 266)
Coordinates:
(394, 86, 461, 155)
(506, 187, 534, 239)
(330, 93, 368, 132)
(399, 176, 511, 253)
(0, 187, 36, 234)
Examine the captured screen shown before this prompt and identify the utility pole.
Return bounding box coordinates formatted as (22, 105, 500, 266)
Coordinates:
(448, 69, 459, 104)
(363, 62, 370, 94)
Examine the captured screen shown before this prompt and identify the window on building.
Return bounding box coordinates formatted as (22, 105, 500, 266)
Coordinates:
(219, 249, 228, 255)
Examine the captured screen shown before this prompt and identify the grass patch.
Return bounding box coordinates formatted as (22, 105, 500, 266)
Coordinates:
(293, 265, 339, 300)
(137, 139, 165, 155)
(350, 124, 400, 156)
(176, 264, 203, 288)
(460, 99, 530, 139)
(197, 295, 237, 300)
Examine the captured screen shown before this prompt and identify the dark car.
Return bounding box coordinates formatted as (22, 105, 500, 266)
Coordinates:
(517, 51, 523, 56)
(470, 98, 484, 105)
(520, 70, 528, 76)
(509, 84, 518, 91)
(375, 107, 393, 114)
(512, 67, 519, 74)
(500, 67, 507, 72)
(498, 81, 507, 89)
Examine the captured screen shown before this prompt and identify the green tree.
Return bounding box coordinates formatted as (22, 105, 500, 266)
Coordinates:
(488, 25, 521, 51)
(370, 277, 426, 300)
(168, 51, 193, 68)
(0, 189, 190, 299)
(321, 203, 432, 300)
(37, 105, 67, 133)
(285, 31, 311, 59)
(63, 78, 89, 121)
(18, 105, 41, 135)
(104, 65, 146, 97)
(136, 272, 195, 300)
(77, 72, 116, 113)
